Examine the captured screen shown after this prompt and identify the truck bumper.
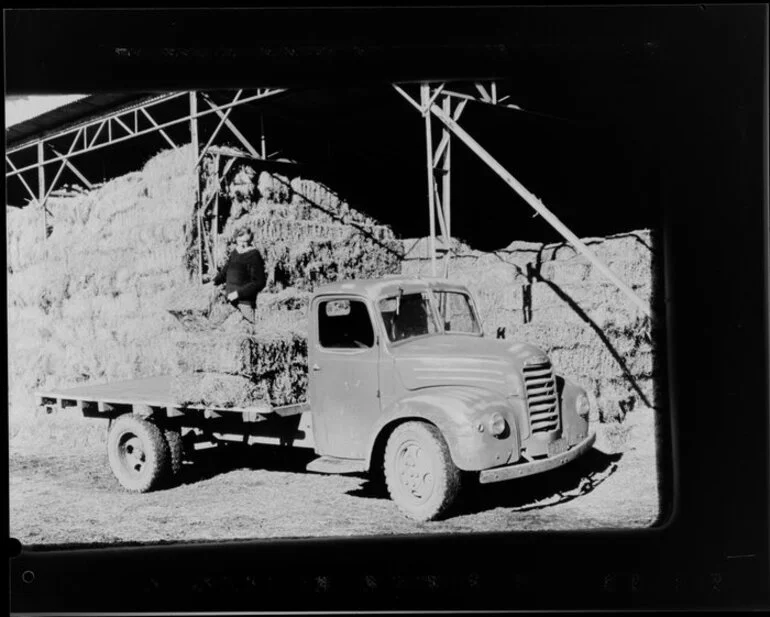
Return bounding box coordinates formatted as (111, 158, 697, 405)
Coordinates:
(478, 433, 596, 484)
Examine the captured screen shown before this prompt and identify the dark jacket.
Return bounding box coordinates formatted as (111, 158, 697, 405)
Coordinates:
(213, 248, 266, 304)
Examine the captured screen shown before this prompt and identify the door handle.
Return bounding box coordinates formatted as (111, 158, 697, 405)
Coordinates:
(312, 364, 322, 372)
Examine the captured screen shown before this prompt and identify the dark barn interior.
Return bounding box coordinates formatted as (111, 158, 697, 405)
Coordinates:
(5, 6, 768, 615)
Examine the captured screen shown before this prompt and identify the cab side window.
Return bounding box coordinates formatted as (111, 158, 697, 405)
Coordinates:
(318, 299, 375, 349)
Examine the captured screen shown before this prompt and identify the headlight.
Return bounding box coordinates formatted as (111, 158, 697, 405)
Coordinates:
(576, 392, 591, 419)
(488, 412, 507, 437)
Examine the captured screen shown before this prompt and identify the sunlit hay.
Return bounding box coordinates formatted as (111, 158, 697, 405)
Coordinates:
(170, 372, 269, 409)
(257, 170, 291, 204)
(165, 282, 220, 327)
(6, 204, 46, 271)
(258, 289, 312, 313)
(8, 144, 408, 454)
(200, 153, 220, 206)
(403, 229, 656, 424)
(170, 310, 308, 407)
(226, 164, 258, 216)
(212, 166, 402, 288)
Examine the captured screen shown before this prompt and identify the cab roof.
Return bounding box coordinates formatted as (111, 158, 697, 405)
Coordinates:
(313, 276, 472, 302)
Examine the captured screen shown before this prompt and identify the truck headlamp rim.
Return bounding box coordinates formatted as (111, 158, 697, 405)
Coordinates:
(576, 392, 591, 419)
(488, 412, 507, 437)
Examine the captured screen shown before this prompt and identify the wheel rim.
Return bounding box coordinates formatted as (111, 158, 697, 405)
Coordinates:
(118, 433, 148, 477)
(396, 439, 435, 503)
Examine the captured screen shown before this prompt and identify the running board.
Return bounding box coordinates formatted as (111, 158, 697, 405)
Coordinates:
(306, 456, 366, 475)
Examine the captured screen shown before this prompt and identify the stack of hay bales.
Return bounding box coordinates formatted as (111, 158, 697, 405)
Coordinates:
(8, 146, 401, 451)
(7, 147, 199, 448)
(167, 162, 401, 408)
(402, 230, 659, 422)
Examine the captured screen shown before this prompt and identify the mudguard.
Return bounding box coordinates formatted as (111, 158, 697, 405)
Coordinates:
(556, 375, 591, 446)
(365, 386, 526, 472)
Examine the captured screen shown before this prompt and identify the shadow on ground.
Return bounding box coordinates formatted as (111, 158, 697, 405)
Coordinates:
(177, 443, 318, 486)
(345, 447, 622, 517)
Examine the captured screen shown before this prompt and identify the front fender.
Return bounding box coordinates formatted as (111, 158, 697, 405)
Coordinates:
(366, 386, 525, 472)
(557, 375, 591, 446)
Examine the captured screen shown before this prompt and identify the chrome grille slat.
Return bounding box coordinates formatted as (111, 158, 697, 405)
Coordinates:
(529, 402, 556, 412)
(526, 379, 552, 388)
(523, 360, 559, 434)
(526, 388, 555, 398)
(531, 417, 559, 427)
(523, 369, 552, 378)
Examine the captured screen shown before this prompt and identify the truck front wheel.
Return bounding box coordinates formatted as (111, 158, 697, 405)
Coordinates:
(107, 415, 172, 492)
(383, 421, 462, 521)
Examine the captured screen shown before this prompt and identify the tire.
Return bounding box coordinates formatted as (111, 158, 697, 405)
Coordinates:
(107, 415, 172, 492)
(383, 421, 462, 521)
(163, 428, 184, 483)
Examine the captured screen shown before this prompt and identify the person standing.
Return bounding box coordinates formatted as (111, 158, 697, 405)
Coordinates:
(211, 227, 266, 325)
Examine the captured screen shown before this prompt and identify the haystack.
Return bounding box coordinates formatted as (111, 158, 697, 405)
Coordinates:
(8, 144, 404, 449)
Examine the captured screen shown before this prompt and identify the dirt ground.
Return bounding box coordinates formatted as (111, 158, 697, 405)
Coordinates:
(9, 408, 662, 548)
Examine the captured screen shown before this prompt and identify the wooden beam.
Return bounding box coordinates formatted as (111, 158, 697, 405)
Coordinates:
(453, 99, 468, 121)
(444, 89, 524, 112)
(392, 84, 422, 113)
(427, 101, 650, 316)
(426, 83, 445, 112)
(474, 82, 492, 102)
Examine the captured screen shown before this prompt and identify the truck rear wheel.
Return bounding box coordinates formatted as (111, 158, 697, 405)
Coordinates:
(384, 421, 461, 521)
(107, 415, 172, 492)
(163, 428, 184, 482)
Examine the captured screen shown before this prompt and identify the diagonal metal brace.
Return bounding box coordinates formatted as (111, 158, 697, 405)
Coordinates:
(425, 100, 650, 317)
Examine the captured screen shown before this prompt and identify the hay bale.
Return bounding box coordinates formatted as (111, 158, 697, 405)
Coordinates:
(170, 372, 269, 409)
(170, 312, 308, 407)
(165, 282, 220, 327)
(257, 171, 292, 204)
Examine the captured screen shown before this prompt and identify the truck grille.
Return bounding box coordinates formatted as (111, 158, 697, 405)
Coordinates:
(523, 361, 559, 434)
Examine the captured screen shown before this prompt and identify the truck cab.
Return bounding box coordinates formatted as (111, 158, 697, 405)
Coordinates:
(308, 276, 595, 520)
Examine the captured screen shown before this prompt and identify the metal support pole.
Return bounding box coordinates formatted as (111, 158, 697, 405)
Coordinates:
(260, 113, 267, 159)
(190, 91, 203, 283)
(441, 95, 452, 278)
(426, 100, 651, 316)
(421, 84, 437, 277)
(196, 90, 243, 168)
(37, 141, 46, 240)
(48, 147, 93, 189)
(213, 152, 220, 266)
(201, 94, 262, 159)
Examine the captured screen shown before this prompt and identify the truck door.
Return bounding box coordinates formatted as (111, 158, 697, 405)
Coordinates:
(309, 296, 381, 458)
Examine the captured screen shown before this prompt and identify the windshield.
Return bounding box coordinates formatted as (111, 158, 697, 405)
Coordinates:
(432, 290, 482, 335)
(379, 291, 440, 343)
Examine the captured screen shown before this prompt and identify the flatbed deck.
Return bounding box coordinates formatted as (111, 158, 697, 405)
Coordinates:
(36, 375, 309, 422)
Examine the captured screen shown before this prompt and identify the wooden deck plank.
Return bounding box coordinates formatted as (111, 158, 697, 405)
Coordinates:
(35, 375, 308, 416)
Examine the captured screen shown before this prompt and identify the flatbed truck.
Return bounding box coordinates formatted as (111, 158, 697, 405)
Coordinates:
(37, 276, 596, 521)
